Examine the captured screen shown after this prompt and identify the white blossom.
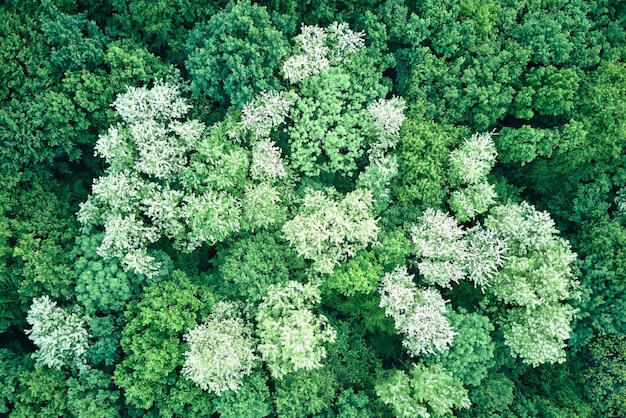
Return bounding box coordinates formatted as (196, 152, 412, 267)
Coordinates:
(26, 296, 90, 373)
(241, 91, 295, 138)
(449, 131, 497, 186)
(256, 282, 336, 379)
(250, 138, 287, 181)
(368, 97, 406, 144)
(183, 302, 257, 395)
(112, 80, 191, 124)
(379, 266, 456, 356)
(327, 21, 365, 59)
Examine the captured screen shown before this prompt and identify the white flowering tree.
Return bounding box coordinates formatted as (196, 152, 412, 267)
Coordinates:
(484, 202, 579, 366)
(379, 266, 456, 356)
(25, 296, 91, 373)
(282, 188, 380, 274)
(182, 301, 257, 395)
(78, 80, 294, 277)
(410, 208, 507, 290)
(448, 131, 498, 221)
(256, 281, 336, 379)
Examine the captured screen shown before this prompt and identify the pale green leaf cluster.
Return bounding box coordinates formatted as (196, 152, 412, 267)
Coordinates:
(448, 132, 498, 221)
(26, 296, 90, 373)
(411, 209, 506, 290)
(241, 90, 295, 138)
(79, 81, 290, 276)
(375, 363, 470, 418)
(249, 138, 287, 182)
(379, 266, 456, 356)
(256, 281, 336, 379)
(484, 202, 579, 366)
(282, 22, 366, 84)
(182, 301, 257, 396)
(411, 209, 467, 288)
(282, 188, 379, 274)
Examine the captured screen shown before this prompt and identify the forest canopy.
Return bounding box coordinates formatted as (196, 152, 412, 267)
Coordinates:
(1, 0, 626, 416)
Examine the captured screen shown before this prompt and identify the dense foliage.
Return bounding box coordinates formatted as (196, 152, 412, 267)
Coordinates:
(2, 0, 625, 416)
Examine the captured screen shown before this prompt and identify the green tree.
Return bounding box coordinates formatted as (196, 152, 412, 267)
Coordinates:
(185, 0, 290, 107)
(113, 270, 213, 412)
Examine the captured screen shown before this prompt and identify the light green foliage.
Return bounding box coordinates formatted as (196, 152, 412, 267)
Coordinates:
(484, 202, 579, 366)
(367, 97, 406, 154)
(392, 117, 460, 208)
(286, 67, 373, 176)
(449, 132, 497, 186)
(242, 182, 286, 230)
(114, 271, 213, 411)
(241, 90, 296, 139)
(274, 368, 337, 418)
(379, 266, 456, 356)
(26, 296, 90, 373)
(448, 131, 498, 221)
(282, 22, 388, 177)
(256, 281, 336, 379)
(213, 371, 273, 418)
(502, 304, 577, 369)
(66, 369, 121, 418)
(410, 209, 507, 290)
(324, 251, 383, 296)
(282, 23, 363, 83)
(185, 1, 289, 107)
(357, 155, 399, 211)
(375, 363, 470, 418)
(10, 360, 71, 418)
(182, 301, 257, 395)
(250, 138, 288, 182)
(462, 227, 507, 290)
(429, 309, 495, 387)
(282, 188, 379, 274)
(449, 181, 498, 222)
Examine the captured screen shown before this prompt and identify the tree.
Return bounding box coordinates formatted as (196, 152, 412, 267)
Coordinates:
(25, 296, 90, 374)
(113, 270, 213, 412)
(282, 188, 379, 274)
(428, 308, 495, 387)
(79, 80, 254, 277)
(483, 202, 579, 366)
(184, 0, 290, 107)
(182, 301, 257, 395)
(375, 363, 470, 418)
(410, 208, 467, 288)
(378, 266, 456, 356)
(256, 281, 336, 379)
